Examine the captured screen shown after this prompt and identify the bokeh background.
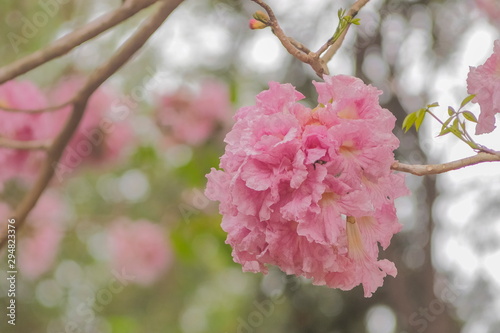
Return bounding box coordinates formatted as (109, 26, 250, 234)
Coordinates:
(0, 0, 499, 332)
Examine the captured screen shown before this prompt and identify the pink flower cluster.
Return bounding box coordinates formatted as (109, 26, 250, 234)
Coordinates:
(0, 81, 54, 188)
(107, 218, 172, 286)
(0, 191, 66, 280)
(467, 40, 500, 135)
(475, 0, 500, 25)
(206, 75, 408, 297)
(0, 77, 134, 188)
(156, 80, 232, 146)
(51, 77, 134, 171)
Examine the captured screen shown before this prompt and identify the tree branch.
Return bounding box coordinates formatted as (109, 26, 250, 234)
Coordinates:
(250, 0, 371, 77)
(0, 0, 184, 249)
(0, 137, 51, 150)
(321, 0, 370, 64)
(0, 101, 72, 113)
(250, 0, 311, 64)
(0, 0, 159, 85)
(250, 0, 327, 76)
(391, 151, 500, 176)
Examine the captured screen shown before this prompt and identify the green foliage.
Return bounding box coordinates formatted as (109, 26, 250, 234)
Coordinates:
(331, 9, 361, 42)
(403, 95, 480, 150)
(460, 94, 476, 109)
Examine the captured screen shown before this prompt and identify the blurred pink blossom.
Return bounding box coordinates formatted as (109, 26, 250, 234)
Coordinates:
(475, 0, 500, 24)
(51, 77, 135, 171)
(467, 40, 500, 134)
(107, 218, 172, 286)
(13, 191, 66, 280)
(156, 80, 232, 146)
(0, 80, 54, 188)
(206, 76, 408, 297)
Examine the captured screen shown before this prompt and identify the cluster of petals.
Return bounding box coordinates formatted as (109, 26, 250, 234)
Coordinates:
(0, 77, 135, 189)
(0, 80, 54, 188)
(51, 76, 135, 170)
(467, 40, 500, 135)
(107, 218, 172, 286)
(0, 191, 66, 280)
(206, 75, 408, 297)
(156, 80, 232, 146)
(475, 0, 500, 25)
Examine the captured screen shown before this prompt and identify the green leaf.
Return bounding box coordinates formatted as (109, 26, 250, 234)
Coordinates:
(442, 116, 453, 129)
(448, 106, 456, 116)
(427, 102, 439, 108)
(460, 94, 476, 109)
(462, 111, 478, 123)
(338, 8, 345, 19)
(402, 112, 418, 132)
(415, 108, 427, 131)
(351, 18, 361, 25)
(450, 119, 464, 138)
(438, 126, 452, 137)
(459, 120, 466, 131)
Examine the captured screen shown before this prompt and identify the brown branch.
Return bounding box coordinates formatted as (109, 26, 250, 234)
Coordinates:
(251, 0, 310, 63)
(321, 0, 370, 64)
(250, 0, 328, 76)
(0, 0, 159, 85)
(0, 137, 51, 150)
(0, 0, 184, 249)
(0, 101, 72, 113)
(391, 152, 500, 176)
(250, 0, 371, 77)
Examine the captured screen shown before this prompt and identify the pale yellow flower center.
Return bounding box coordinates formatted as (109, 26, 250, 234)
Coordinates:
(346, 216, 365, 260)
(0, 99, 10, 109)
(338, 104, 358, 119)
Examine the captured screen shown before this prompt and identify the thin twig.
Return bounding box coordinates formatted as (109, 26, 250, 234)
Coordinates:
(0, 0, 158, 85)
(391, 152, 500, 176)
(0, 101, 73, 113)
(321, 0, 370, 64)
(250, 0, 370, 77)
(0, 137, 51, 150)
(250, 0, 311, 64)
(0, 0, 184, 249)
(250, 0, 327, 76)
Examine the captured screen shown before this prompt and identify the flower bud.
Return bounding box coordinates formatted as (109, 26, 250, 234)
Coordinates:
(253, 10, 270, 23)
(249, 18, 268, 30)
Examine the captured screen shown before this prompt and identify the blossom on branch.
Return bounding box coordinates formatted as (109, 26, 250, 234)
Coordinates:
(52, 77, 135, 171)
(107, 218, 172, 286)
(467, 40, 500, 135)
(206, 75, 408, 297)
(155, 80, 232, 146)
(0, 81, 53, 188)
(0, 191, 67, 280)
(475, 0, 500, 25)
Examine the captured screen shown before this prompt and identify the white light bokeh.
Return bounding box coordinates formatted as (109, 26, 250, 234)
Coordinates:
(365, 305, 397, 333)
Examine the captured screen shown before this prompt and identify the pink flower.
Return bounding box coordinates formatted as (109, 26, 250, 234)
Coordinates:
(249, 19, 267, 30)
(206, 75, 408, 297)
(467, 40, 500, 135)
(107, 218, 172, 286)
(475, 0, 500, 25)
(51, 77, 135, 171)
(156, 80, 232, 146)
(0, 81, 54, 187)
(12, 191, 66, 280)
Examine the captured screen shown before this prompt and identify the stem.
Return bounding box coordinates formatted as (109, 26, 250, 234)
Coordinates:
(0, 0, 184, 250)
(392, 151, 500, 176)
(321, 0, 370, 63)
(0, 137, 51, 150)
(0, 0, 159, 84)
